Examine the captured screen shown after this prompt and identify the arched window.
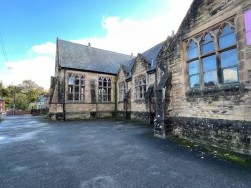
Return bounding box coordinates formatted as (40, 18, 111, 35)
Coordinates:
(80, 76, 85, 101)
(98, 77, 112, 102)
(74, 76, 79, 100)
(187, 40, 198, 60)
(219, 24, 238, 84)
(119, 82, 125, 101)
(219, 24, 236, 49)
(202, 33, 214, 54)
(68, 74, 74, 100)
(135, 76, 146, 100)
(187, 40, 200, 88)
(186, 21, 239, 89)
(67, 74, 85, 101)
(201, 33, 217, 87)
(68, 74, 75, 85)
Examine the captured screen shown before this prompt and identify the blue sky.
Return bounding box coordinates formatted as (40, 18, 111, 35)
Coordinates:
(0, 0, 192, 89)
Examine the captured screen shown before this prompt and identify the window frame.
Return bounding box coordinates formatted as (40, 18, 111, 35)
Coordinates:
(186, 20, 239, 90)
(98, 77, 112, 102)
(119, 82, 125, 102)
(135, 75, 146, 100)
(67, 73, 85, 102)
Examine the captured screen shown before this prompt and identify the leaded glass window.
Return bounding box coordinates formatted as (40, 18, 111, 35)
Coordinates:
(135, 76, 146, 100)
(119, 82, 125, 101)
(67, 74, 85, 101)
(187, 40, 199, 60)
(186, 22, 239, 89)
(98, 77, 112, 102)
(202, 33, 214, 54)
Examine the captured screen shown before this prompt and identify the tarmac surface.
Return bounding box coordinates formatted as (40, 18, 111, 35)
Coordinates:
(0, 115, 251, 188)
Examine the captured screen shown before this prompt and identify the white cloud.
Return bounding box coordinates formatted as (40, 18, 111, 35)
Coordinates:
(72, 0, 193, 55)
(0, 42, 55, 89)
(31, 42, 56, 56)
(0, 0, 192, 90)
(0, 55, 55, 90)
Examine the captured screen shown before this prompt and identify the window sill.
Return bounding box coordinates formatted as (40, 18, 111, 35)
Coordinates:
(65, 101, 86, 104)
(185, 83, 247, 97)
(97, 101, 114, 104)
(135, 99, 146, 103)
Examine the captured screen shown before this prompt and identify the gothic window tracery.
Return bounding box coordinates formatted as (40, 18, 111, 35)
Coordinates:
(67, 74, 85, 101)
(186, 21, 238, 89)
(98, 77, 112, 102)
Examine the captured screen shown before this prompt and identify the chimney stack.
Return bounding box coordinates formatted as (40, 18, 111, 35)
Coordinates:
(88, 42, 91, 47)
(172, 30, 175, 37)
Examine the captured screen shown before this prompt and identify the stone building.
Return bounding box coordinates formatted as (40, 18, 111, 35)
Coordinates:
(116, 42, 164, 123)
(49, 39, 133, 120)
(154, 0, 251, 154)
(49, 0, 251, 154)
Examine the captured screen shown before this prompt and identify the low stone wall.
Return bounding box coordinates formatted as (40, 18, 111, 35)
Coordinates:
(7, 110, 31, 115)
(31, 109, 49, 116)
(117, 111, 131, 119)
(48, 111, 115, 121)
(169, 117, 251, 155)
(130, 111, 155, 124)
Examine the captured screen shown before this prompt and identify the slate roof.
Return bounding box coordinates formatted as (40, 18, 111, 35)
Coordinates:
(142, 41, 164, 68)
(123, 41, 164, 75)
(57, 39, 133, 74)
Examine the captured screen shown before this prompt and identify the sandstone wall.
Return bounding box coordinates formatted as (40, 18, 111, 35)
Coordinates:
(156, 0, 251, 154)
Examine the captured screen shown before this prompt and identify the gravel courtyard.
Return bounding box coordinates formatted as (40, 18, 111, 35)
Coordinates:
(0, 115, 250, 188)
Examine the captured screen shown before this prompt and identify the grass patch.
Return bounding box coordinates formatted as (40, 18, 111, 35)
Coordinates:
(170, 136, 251, 169)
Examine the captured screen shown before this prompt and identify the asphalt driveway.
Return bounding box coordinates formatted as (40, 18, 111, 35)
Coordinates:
(0, 115, 250, 188)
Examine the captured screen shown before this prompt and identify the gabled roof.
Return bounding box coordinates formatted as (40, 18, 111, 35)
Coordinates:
(123, 41, 164, 75)
(142, 41, 164, 68)
(0, 97, 5, 101)
(57, 39, 133, 74)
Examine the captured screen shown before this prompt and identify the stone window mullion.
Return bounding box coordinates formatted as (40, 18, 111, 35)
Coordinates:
(186, 20, 238, 90)
(198, 41, 204, 90)
(214, 31, 222, 85)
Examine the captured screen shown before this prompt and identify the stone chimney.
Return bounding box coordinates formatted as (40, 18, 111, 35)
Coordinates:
(172, 30, 175, 37)
(88, 42, 91, 47)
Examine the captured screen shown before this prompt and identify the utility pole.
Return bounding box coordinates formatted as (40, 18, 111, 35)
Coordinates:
(13, 86, 16, 115)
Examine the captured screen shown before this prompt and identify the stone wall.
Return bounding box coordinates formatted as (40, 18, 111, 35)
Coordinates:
(117, 67, 127, 112)
(156, 0, 251, 154)
(171, 117, 251, 155)
(166, 0, 251, 121)
(130, 56, 154, 123)
(49, 68, 117, 120)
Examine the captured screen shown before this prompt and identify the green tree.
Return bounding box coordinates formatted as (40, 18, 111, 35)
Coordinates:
(15, 93, 29, 110)
(18, 80, 45, 104)
(0, 81, 12, 109)
(0, 80, 46, 110)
